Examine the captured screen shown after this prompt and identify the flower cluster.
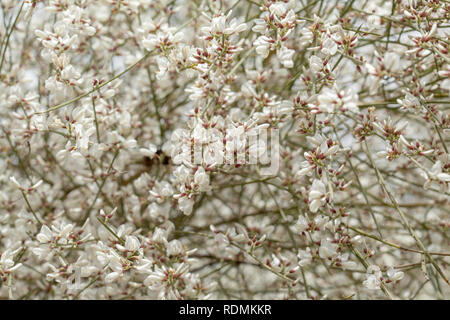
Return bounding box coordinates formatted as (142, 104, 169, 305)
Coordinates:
(0, 0, 448, 300)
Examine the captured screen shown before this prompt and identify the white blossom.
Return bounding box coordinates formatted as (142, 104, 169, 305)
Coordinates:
(0, 0, 447, 301)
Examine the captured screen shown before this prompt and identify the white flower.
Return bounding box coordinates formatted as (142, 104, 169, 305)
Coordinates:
(254, 36, 272, 58)
(363, 274, 381, 290)
(0, 0, 448, 301)
(277, 46, 295, 68)
(321, 38, 337, 56)
(309, 55, 323, 72)
(156, 56, 171, 80)
(387, 267, 404, 282)
(194, 167, 210, 191)
(309, 179, 327, 213)
(37, 225, 53, 243)
(0, 250, 15, 269)
(318, 239, 337, 259)
(299, 27, 314, 46)
(125, 236, 140, 252)
(224, 18, 247, 35)
(383, 52, 401, 73)
(9, 176, 22, 190)
(167, 240, 183, 256)
(252, 18, 266, 33)
(296, 164, 314, 177)
(314, 215, 329, 229)
(122, 138, 137, 150)
(423, 161, 450, 189)
(30, 180, 43, 190)
(269, 2, 288, 16)
(60, 65, 81, 81)
(105, 272, 121, 283)
(211, 15, 227, 34)
(144, 266, 166, 289)
(297, 248, 313, 266)
(0, 249, 22, 273)
(73, 123, 96, 153)
(152, 228, 169, 245)
(318, 87, 359, 113)
(205, 12, 246, 36)
(293, 215, 309, 232)
(140, 144, 157, 158)
(397, 92, 420, 110)
(178, 196, 194, 215)
(363, 265, 383, 290)
(429, 161, 450, 182)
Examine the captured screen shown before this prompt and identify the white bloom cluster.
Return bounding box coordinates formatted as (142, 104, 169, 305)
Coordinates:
(0, 0, 448, 300)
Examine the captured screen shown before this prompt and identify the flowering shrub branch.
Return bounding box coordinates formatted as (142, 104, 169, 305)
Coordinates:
(0, 0, 448, 300)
